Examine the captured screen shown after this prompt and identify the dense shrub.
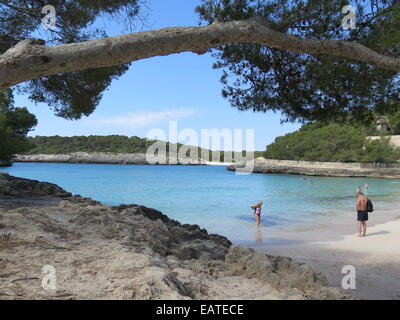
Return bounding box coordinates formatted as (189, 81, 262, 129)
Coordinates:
(264, 122, 400, 163)
(0, 90, 37, 164)
(24, 135, 264, 162)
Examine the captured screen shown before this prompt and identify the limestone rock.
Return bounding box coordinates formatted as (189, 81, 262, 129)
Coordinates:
(225, 246, 352, 300)
(15, 152, 206, 165)
(229, 157, 400, 178)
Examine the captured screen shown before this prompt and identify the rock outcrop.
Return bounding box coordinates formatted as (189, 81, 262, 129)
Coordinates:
(225, 246, 347, 300)
(0, 160, 12, 167)
(228, 157, 400, 178)
(15, 152, 205, 165)
(0, 172, 72, 198)
(0, 174, 351, 300)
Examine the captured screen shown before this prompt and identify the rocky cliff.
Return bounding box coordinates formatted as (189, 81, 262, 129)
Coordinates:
(0, 173, 351, 300)
(15, 152, 205, 165)
(228, 157, 400, 178)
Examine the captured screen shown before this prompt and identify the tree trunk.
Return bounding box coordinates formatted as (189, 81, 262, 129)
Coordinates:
(0, 18, 399, 90)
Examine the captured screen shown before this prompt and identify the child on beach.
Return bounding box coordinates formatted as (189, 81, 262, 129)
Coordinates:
(251, 200, 263, 227)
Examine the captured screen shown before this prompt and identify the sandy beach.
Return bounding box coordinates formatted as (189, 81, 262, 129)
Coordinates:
(256, 209, 400, 300)
(204, 161, 234, 166)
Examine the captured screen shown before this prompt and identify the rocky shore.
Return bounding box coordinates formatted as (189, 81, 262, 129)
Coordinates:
(15, 152, 205, 165)
(228, 157, 400, 178)
(0, 160, 12, 167)
(0, 173, 351, 300)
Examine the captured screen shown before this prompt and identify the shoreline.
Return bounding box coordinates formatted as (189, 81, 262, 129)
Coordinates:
(14, 154, 400, 178)
(204, 161, 234, 166)
(246, 204, 400, 245)
(2, 172, 399, 299)
(0, 160, 12, 167)
(0, 173, 351, 300)
(12, 155, 234, 167)
(14, 153, 207, 166)
(253, 208, 400, 299)
(229, 157, 400, 178)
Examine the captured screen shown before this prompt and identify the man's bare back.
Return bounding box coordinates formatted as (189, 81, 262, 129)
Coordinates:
(357, 194, 367, 211)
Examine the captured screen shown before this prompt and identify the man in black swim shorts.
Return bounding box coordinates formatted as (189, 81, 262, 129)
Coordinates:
(356, 191, 368, 237)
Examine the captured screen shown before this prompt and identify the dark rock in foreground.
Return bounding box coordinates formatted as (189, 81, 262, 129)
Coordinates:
(0, 172, 72, 198)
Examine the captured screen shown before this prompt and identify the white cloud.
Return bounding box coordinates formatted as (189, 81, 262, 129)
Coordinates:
(88, 108, 197, 128)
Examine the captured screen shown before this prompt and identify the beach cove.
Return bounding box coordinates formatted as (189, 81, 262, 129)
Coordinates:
(3, 162, 400, 243)
(1, 163, 399, 299)
(0, 173, 351, 300)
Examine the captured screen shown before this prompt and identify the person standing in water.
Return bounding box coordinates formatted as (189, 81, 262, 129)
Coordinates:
(251, 200, 263, 227)
(356, 191, 368, 237)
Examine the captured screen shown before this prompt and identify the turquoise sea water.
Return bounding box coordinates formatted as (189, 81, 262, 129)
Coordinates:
(3, 162, 400, 244)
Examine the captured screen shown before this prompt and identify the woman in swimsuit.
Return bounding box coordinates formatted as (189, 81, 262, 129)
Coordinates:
(251, 200, 263, 227)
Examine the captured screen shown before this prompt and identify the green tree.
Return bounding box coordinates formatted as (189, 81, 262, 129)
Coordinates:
(0, 89, 37, 164)
(387, 107, 400, 135)
(0, 0, 145, 119)
(264, 122, 400, 163)
(359, 138, 400, 163)
(0, 1, 398, 123)
(197, 0, 399, 124)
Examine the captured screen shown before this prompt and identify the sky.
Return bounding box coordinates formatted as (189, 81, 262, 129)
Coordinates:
(13, 0, 301, 151)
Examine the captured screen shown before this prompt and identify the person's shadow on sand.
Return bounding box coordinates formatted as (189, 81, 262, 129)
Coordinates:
(364, 231, 390, 237)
